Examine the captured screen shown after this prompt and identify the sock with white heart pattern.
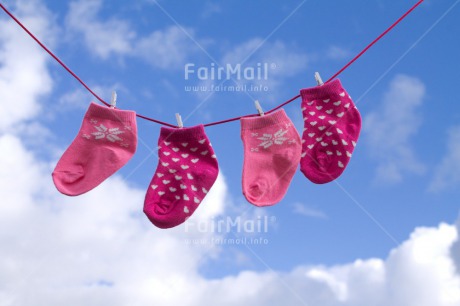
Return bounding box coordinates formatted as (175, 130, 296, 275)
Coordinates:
(299, 79, 361, 184)
(144, 125, 219, 229)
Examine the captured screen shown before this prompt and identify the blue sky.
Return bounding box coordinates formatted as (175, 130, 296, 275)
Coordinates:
(1, 0, 460, 304)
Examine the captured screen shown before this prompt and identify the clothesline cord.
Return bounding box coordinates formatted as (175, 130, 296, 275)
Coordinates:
(0, 0, 424, 128)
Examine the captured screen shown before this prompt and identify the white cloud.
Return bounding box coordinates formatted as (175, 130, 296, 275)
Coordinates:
(0, 0, 54, 132)
(429, 126, 460, 192)
(452, 217, 460, 274)
(364, 74, 426, 183)
(194, 223, 459, 306)
(65, 0, 198, 69)
(65, 0, 135, 59)
(201, 2, 222, 18)
(292, 202, 327, 219)
(58, 88, 94, 111)
(217, 38, 308, 102)
(222, 39, 308, 77)
(326, 45, 352, 60)
(135, 25, 198, 70)
(56, 83, 130, 114)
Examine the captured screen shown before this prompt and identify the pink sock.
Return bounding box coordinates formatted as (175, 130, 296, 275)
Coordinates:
(240, 109, 301, 206)
(144, 125, 219, 229)
(299, 79, 361, 184)
(52, 102, 137, 196)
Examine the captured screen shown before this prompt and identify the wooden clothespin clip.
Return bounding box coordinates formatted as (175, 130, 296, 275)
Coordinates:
(254, 100, 264, 116)
(315, 72, 324, 86)
(110, 91, 117, 108)
(175, 113, 184, 128)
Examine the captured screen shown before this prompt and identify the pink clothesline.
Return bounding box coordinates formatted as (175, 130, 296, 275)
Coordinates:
(0, 0, 424, 128)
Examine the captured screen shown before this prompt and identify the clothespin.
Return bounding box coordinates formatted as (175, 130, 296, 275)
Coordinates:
(175, 113, 184, 128)
(314, 72, 324, 86)
(110, 91, 117, 108)
(254, 100, 264, 116)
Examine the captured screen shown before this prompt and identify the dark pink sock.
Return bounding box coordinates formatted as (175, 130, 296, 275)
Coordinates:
(144, 125, 219, 229)
(299, 79, 361, 184)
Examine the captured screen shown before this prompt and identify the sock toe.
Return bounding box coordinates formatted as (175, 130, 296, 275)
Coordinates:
(52, 166, 85, 195)
(55, 166, 84, 184)
(244, 178, 269, 204)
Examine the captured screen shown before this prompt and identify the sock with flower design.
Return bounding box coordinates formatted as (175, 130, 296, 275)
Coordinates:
(240, 109, 301, 206)
(52, 102, 137, 196)
(143, 124, 219, 229)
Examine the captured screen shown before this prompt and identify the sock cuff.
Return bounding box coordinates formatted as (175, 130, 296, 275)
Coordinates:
(240, 109, 289, 130)
(300, 79, 345, 101)
(85, 102, 137, 123)
(159, 124, 208, 142)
